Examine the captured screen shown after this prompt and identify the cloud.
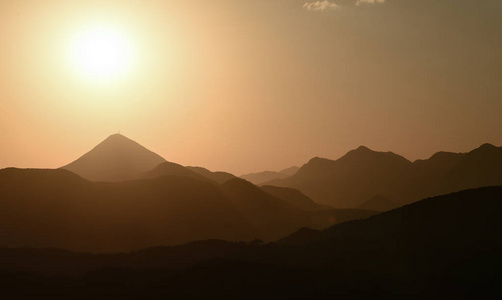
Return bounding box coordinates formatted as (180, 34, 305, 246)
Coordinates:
(303, 1, 339, 11)
(356, 0, 385, 5)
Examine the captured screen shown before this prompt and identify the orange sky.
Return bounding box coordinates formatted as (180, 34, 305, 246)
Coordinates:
(1, 0, 501, 174)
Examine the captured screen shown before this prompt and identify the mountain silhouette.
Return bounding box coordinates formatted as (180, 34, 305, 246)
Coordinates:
(260, 185, 331, 211)
(240, 166, 299, 185)
(267, 146, 412, 207)
(358, 195, 398, 212)
(220, 178, 377, 240)
(142, 161, 211, 182)
(0, 168, 255, 252)
(1, 186, 500, 299)
(266, 144, 502, 208)
(278, 166, 300, 176)
(220, 178, 322, 240)
(438, 143, 502, 194)
(283, 186, 502, 253)
(61, 134, 166, 182)
(402, 150, 466, 202)
(185, 166, 236, 184)
(0, 166, 375, 251)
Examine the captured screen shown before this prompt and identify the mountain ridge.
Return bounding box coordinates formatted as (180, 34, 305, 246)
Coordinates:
(266, 143, 502, 208)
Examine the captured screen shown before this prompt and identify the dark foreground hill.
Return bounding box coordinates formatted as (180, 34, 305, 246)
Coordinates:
(0, 168, 254, 252)
(358, 195, 398, 212)
(1, 187, 500, 299)
(0, 168, 374, 252)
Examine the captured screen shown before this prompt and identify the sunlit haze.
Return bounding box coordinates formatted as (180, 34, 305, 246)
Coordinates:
(0, 0, 500, 174)
(67, 22, 136, 83)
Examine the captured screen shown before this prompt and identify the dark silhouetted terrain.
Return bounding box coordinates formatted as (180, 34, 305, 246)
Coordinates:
(438, 143, 502, 195)
(0, 167, 374, 252)
(61, 134, 166, 182)
(0, 168, 255, 252)
(267, 144, 502, 208)
(0, 186, 500, 299)
(267, 146, 412, 207)
(279, 166, 300, 176)
(358, 195, 398, 212)
(240, 166, 299, 185)
(3, 134, 501, 298)
(261, 185, 332, 211)
(186, 166, 236, 184)
(220, 178, 330, 240)
(142, 161, 211, 182)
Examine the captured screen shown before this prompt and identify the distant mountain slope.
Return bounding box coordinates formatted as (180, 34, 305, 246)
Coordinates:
(240, 171, 289, 185)
(267, 144, 502, 208)
(220, 178, 377, 240)
(142, 162, 210, 182)
(438, 144, 502, 195)
(220, 178, 318, 240)
(240, 166, 299, 185)
(403, 151, 466, 202)
(267, 146, 412, 207)
(186, 166, 236, 184)
(279, 166, 299, 176)
(358, 195, 398, 212)
(142, 164, 236, 184)
(0, 168, 255, 252)
(260, 185, 331, 211)
(61, 134, 166, 182)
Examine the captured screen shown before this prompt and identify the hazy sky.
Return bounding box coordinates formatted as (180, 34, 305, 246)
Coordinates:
(1, 0, 501, 174)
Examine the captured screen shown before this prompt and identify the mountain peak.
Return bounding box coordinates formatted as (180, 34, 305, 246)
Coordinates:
(355, 145, 372, 152)
(477, 143, 496, 150)
(106, 133, 127, 139)
(346, 146, 411, 163)
(100, 133, 136, 144)
(61, 134, 166, 182)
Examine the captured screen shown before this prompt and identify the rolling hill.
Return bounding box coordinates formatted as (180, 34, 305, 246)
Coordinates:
(0, 168, 255, 252)
(1, 186, 500, 299)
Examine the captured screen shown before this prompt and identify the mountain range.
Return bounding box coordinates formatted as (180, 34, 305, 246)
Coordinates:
(1, 134, 501, 253)
(0, 134, 378, 251)
(267, 143, 502, 208)
(61, 134, 502, 211)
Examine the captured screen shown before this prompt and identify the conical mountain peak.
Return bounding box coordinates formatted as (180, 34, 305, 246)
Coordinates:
(61, 134, 166, 182)
(94, 133, 143, 148)
(103, 133, 129, 141)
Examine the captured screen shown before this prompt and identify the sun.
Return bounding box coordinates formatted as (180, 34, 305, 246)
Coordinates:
(68, 23, 135, 83)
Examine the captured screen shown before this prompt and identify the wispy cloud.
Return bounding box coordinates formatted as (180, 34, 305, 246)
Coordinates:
(303, 1, 339, 11)
(356, 0, 385, 5)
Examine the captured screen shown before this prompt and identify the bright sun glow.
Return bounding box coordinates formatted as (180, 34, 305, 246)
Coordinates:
(68, 23, 135, 83)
